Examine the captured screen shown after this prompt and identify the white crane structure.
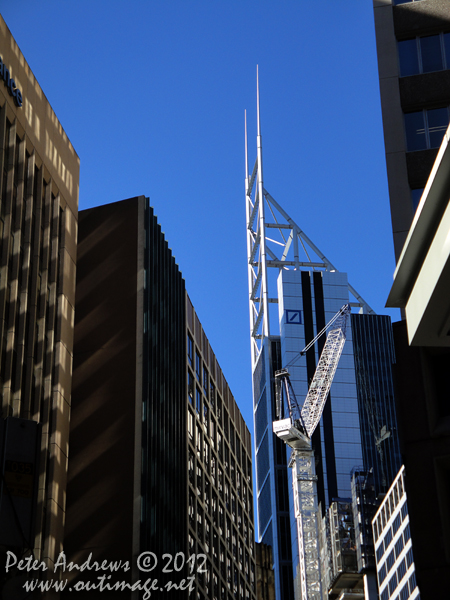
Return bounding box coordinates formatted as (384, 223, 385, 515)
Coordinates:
(273, 304, 350, 600)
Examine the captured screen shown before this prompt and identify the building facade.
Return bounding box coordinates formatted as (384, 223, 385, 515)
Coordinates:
(373, 1, 450, 596)
(372, 466, 420, 600)
(373, 0, 450, 260)
(0, 12, 79, 575)
(63, 196, 256, 600)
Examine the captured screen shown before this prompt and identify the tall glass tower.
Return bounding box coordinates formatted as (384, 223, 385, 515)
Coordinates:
(245, 75, 400, 600)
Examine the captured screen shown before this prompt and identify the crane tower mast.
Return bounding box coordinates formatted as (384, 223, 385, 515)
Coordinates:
(273, 305, 350, 600)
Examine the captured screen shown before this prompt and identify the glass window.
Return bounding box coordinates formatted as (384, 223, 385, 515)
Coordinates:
(187, 334, 193, 367)
(188, 371, 194, 404)
(196, 387, 202, 415)
(398, 39, 419, 76)
(427, 107, 448, 147)
(195, 351, 201, 381)
(203, 366, 208, 397)
(411, 188, 424, 211)
(389, 571, 398, 595)
(405, 108, 449, 151)
(420, 35, 443, 72)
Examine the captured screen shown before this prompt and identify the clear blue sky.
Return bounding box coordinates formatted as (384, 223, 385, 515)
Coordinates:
(1, 1, 399, 445)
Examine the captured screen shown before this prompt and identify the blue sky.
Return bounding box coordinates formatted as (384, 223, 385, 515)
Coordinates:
(1, 1, 399, 445)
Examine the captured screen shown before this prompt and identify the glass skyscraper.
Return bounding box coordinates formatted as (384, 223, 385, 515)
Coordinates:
(245, 84, 401, 598)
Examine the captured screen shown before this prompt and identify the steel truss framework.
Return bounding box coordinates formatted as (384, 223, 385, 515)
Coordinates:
(245, 73, 374, 370)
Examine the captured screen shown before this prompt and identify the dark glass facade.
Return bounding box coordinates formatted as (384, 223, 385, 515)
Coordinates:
(351, 314, 402, 495)
(141, 205, 188, 585)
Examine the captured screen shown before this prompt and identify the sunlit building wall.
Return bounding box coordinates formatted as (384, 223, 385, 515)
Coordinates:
(372, 466, 420, 600)
(0, 14, 79, 568)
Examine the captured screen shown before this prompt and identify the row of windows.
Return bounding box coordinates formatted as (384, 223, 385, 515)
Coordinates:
(188, 334, 246, 463)
(377, 518, 411, 572)
(188, 388, 251, 488)
(374, 471, 405, 542)
(188, 494, 256, 600)
(398, 33, 450, 77)
(380, 571, 418, 600)
(188, 413, 253, 520)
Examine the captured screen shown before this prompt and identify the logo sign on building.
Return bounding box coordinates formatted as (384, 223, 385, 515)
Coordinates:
(285, 309, 302, 325)
(0, 56, 23, 108)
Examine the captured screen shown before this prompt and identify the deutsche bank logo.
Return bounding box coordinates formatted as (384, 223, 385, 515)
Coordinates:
(285, 310, 302, 325)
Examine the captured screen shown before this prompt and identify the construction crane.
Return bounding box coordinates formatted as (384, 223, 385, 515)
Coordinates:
(273, 304, 350, 600)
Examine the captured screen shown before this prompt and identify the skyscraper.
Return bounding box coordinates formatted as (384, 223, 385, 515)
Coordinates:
(63, 196, 257, 600)
(0, 13, 79, 575)
(245, 81, 401, 599)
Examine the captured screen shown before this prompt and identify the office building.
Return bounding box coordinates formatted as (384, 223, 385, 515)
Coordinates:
(245, 93, 400, 599)
(373, 0, 450, 261)
(372, 466, 420, 600)
(0, 13, 79, 574)
(63, 196, 257, 600)
(351, 315, 401, 496)
(373, 1, 450, 596)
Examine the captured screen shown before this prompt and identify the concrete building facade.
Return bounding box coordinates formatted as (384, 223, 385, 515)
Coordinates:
(0, 13, 79, 575)
(373, 1, 450, 596)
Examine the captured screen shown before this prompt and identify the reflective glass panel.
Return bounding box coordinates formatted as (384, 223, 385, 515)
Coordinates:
(444, 33, 450, 68)
(404, 111, 426, 151)
(398, 39, 419, 76)
(420, 35, 443, 73)
(427, 107, 448, 148)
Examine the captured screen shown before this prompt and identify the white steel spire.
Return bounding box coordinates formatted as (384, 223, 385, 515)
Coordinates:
(245, 71, 374, 369)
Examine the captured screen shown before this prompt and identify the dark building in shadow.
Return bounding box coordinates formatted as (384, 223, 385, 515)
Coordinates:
(63, 196, 257, 600)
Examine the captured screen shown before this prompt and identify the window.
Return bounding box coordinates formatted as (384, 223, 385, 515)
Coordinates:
(397, 558, 407, 583)
(210, 381, 215, 410)
(386, 549, 395, 573)
(378, 563, 387, 585)
(395, 535, 404, 559)
(196, 351, 201, 381)
(196, 387, 202, 416)
(400, 582, 409, 600)
(406, 547, 414, 568)
(403, 522, 411, 543)
(394, 0, 424, 4)
(385, 528, 393, 548)
(203, 367, 208, 397)
(401, 502, 408, 521)
(405, 107, 450, 151)
(188, 371, 194, 404)
(398, 33, 450, 76)
(411, 188, 424, 212)
(377, 543, 385, 563)
(388, 571, 398, 595)
(188, 334, 193, 367)
(393, 514, 401, 535)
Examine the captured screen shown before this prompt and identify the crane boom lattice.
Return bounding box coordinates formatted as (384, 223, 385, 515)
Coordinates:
(301, 304, 350, 438)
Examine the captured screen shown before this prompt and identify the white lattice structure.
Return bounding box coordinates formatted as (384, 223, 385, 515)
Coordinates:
(301, 305, 350, 438)
(245, 71, 373, 372)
